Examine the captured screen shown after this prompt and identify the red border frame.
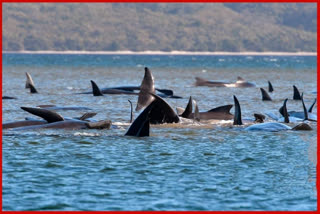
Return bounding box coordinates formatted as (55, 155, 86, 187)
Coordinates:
(1, 1, 319, 212)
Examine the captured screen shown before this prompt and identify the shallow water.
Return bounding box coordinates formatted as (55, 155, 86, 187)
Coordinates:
(2, 53, 317, 210)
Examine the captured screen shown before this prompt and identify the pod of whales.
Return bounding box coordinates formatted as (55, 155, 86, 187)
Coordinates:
(233, 95, 312, 132)
(3, 67, 316, 137)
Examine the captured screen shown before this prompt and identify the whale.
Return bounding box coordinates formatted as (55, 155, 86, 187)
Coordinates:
(179, 96, 234, 120)
(36, 105, 92, 111)
(260, 88, 272, 101)
(195, 76, 255, 88)
(4, 107, 109, 130)
(79, 67, 182, 99)
(2, 96, 17, 99)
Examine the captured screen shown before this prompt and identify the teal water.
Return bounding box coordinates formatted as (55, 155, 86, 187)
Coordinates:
(2, 53, 317, 210)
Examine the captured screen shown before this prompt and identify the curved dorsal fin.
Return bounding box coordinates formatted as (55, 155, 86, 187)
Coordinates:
(128, 100, 134, 123)
(136, 67, 155, 111)
(25, 72, 34, 89)
(293, 85, 301, 100)
(207, 104, 233, 113)
(193, 99, 200, 122)
(180, 96, 193, 118)
(29, 83, 38, 93)
(233, 95, 243, 125)
(301, 93, 308, 120)
(308, 98, 317, 113)
(90, 80, 103, 96)
(237, 76, 245, 82)
(20, 107, 64, 123)
(268, 81, 274, 93)
(260, 88, 272, 101)
(282, 99, 289, 123)
(125, 100, 154, 137)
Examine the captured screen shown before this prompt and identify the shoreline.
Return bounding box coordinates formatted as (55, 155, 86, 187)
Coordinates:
(2, 50, 317, 56)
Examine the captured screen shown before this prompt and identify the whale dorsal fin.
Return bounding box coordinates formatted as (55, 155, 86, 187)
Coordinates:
(148, 93, 180, 124)
(282, 99, 289, 123)
(125, 100, 154, 137)
(136, 67, 155, 111)
(193, 99, 200, 122)
(128, 100, 134, 123)
(156, 89, 173, 96)
(260, 88, 272, 101)
(78, 112, 97, 121)
(293, 85, 302, 100)
(180, 96, 193, 118)
(237, 76, 245, 82)
(233, 95, 243, 125)
(29, 83, 38, 93)
(208, 104, 233, 113)
(308, 98, 317, 113)
(268, 81, 274, 93)
(301, 93, 308, 121)
(20, 107, 64, 123)
(90, 80, 103, 96)
(25, 72, 34, 89)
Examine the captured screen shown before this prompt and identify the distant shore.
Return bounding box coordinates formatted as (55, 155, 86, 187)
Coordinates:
(2, 50, 317, 56)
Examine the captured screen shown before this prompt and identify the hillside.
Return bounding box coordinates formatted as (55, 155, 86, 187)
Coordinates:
(2, 3, 317, 52)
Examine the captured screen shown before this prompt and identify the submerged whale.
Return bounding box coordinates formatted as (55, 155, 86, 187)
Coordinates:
(179, 96, 233, 120)
(80, 67, 182, 99)
(195, 76, 256, 88)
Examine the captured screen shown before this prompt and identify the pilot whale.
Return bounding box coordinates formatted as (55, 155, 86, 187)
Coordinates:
(179, 96, 234, 120)
(79, 67, 182, 99)
(195, 76, 255, 88)
(4, 107, 110, 130)
(233, 96, 311, 131)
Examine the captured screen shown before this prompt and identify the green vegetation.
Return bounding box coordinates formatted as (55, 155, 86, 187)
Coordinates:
(2, 3, 317, 52)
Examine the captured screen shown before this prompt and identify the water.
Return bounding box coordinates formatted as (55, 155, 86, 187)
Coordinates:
(2, 53, 317, 210)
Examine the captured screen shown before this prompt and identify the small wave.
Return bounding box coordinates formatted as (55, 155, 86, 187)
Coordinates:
(73, 132, 100, 136)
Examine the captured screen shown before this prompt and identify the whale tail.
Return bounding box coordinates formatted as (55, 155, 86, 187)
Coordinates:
(20, 107, 64, 123)
(308, 98, 317, 113)
(90, 80, 103, 96)
(260, 88, 272, 101)
(293, 85, 302, 100)
(180, 96, 193, 118)
(268, 81, 274, 93)
(136, 67, 155, 111)
(233, 95, 243, 125)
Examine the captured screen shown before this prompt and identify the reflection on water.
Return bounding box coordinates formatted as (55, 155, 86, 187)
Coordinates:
(2, 54, 317, 210)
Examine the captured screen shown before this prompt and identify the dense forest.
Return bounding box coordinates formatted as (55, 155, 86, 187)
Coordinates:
(2, 3, 317, 52)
